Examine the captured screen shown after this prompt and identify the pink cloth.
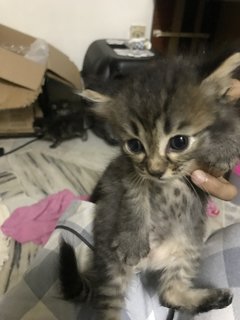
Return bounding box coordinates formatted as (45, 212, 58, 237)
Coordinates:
(233, 163, 240, 176)
(206, 200, 220, 217)
(0, 190, 89, 245)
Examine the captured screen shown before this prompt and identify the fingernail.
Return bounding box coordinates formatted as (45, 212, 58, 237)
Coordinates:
(191, 170, 208, 185)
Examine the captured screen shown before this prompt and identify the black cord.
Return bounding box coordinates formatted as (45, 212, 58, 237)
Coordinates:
(0, 136, 42, 157)
(166, 308, 175, 320)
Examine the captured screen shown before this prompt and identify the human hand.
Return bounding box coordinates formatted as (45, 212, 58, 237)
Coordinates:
(191, 170, 238, 201)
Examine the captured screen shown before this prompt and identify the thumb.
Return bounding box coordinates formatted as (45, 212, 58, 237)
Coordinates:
(191, 170, 238, 201)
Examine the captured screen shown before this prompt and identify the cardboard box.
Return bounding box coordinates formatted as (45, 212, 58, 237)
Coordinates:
(0, 24, 83, 136)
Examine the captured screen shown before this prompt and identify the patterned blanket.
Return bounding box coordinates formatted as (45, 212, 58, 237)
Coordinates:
(0, 200, 239, 320)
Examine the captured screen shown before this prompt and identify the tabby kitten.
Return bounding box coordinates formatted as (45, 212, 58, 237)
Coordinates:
(59, 53, 240, 319)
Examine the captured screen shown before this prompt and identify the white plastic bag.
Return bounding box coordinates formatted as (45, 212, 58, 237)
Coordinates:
(25, 39, 49, 65)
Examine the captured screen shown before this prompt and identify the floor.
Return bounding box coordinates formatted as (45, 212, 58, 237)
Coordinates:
(0, 132, 240, 297)
(0, 133, 119, 295)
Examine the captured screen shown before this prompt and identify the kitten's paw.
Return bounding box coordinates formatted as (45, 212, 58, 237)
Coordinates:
(160, 287, 232, 315)
(111, 232, 150, 266)
(196, 289, 233, 313)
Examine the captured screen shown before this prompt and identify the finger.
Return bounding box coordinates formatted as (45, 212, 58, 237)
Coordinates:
(191, 170, 238, 201)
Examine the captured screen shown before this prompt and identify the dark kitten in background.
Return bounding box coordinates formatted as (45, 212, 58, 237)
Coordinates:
(34, 100, 88, 148)
(59, 52, 240, 319)
(35, 89, 120, 148)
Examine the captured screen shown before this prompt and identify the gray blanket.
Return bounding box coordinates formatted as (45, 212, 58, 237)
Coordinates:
(0, 200, 239, 320)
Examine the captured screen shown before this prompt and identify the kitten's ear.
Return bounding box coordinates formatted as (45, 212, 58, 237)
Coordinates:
(201, 52, 240, 101)
(77, 89, 111, 103)
(76, 89, 112, 118)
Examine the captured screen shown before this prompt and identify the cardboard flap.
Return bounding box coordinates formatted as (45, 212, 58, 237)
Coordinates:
(0, 24, 83, 91)
(48, 45, 83, 90)
(0, 47, 45, 90)
(0, 80, 40, 110)
(0, 23, 35, 47)
(0, 23, 83, 112)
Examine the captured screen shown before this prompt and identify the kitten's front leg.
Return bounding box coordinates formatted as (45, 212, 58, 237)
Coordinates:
(111, 194, 151, 266)
(111, 228, 150, 266)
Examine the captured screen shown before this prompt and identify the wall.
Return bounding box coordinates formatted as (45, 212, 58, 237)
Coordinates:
(0, 0, 154, 70)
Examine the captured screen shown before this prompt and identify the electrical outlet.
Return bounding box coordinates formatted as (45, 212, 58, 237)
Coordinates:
(130, 25, 146, 38)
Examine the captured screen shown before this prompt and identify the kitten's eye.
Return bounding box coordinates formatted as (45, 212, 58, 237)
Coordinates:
(169, 135, 189, 151)
(125, 139, 144, 154)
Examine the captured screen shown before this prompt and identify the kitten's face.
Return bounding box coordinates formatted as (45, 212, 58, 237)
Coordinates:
(81, 54, 240, 182)
(116, 84, 219, 182)
(108, 59, 240, 182)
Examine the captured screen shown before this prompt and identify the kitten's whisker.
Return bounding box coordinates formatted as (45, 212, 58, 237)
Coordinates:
(182, 169, 212, 207)
(181, 176, 192, 213)
(203, 162, 220, 199)
(194, 181, 212, 200)
(183, 176, 198, 201)
(181, 170, 203, 206)
(129, 171, 145, 188)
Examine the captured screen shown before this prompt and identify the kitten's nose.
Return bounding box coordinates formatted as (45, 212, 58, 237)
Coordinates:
(147, 158, 167, 178)
(147, 168, 164, 178)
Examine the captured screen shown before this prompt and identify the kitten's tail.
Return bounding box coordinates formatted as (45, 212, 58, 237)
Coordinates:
(59, 240, 93, 302)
